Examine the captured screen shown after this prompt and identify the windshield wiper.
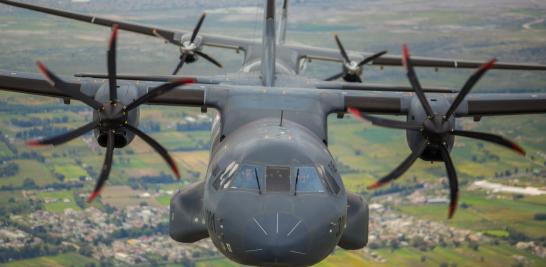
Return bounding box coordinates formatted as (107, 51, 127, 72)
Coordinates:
(255, 168, 262, 194)
(294, 168, 300, 196)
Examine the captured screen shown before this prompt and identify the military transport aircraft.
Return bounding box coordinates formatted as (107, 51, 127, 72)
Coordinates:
(1, 0, 546, 266)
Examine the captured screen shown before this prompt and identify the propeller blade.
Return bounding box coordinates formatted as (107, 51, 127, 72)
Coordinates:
(358, 50, 388, 67)
(444, 59, 497, 119)
(452, 130, 525, 156)
(125, 124, 180, 179)
(27, 120, 99, 147)
(333, 34, 351, 63)
(36, 61, 103, 110)
(324, 72, 345, 81)
(368, 140, 427, 189)
(348, 108, 422, 130)
(191, 13, 207, 43)
(107, 24, 119, 101)
(125, 78, 195, 111)
(194, 51, 223, 68)
(87, 131, 115, 203)
(439, 145, 459, 219)
(172, 54, 188, 75)
(402, 44, 434, 117)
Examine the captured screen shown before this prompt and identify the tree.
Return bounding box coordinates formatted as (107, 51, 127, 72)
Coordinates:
(22, 178, 37, 189)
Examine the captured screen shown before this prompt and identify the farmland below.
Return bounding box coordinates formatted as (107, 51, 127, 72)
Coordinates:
(0, 0, 545, 266)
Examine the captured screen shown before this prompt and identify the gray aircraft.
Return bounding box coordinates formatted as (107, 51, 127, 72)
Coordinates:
(1, 0, 546, 266)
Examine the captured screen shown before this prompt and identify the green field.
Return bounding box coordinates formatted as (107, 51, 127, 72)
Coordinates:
(1, 252, 98, 267)
(37, 190, 81, 212)
(398, 191, 546, 238)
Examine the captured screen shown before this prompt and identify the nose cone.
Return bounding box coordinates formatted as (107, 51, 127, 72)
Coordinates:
(243, 212, 310, 265)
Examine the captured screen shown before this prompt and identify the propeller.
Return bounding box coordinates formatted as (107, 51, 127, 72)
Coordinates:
(349, 44, 526, 219)
(325, 34, 387, 83)
(28, 25, 195, 202)
(153, 13, 223, 75)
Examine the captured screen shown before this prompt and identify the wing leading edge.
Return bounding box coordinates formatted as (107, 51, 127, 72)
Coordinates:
(0, 0, 254, 51)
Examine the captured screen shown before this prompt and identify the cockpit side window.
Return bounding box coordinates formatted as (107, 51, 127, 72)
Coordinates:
(226, 165, 263, 191)
(212, 162, 239, 190)
(316, 164, 341, 194)
(295, 167, 326, 193)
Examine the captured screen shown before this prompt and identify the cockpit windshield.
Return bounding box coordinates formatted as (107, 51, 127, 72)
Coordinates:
(295, 166, 326, 193)
(213, 163, 337, 195)
(227, 165, 263, 190)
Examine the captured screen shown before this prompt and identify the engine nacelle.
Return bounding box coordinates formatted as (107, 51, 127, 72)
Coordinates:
(406, 97, 455, 162)
(338, 191, 369, 250)
(169, 181, 209, 243)
(92, 83, 140, 148)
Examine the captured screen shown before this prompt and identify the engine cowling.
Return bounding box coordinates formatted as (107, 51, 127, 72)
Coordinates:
(406, 97, 455, 162)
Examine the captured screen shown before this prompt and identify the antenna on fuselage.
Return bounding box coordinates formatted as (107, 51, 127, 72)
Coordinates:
(261, 0, 276, 87)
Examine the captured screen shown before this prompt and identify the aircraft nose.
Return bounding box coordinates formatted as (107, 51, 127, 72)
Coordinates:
(243, 212, 311, 264)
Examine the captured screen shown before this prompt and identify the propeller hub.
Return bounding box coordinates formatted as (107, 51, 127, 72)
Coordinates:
(181, 41, 197, 53)
(98, 102, 128, 130)
(344, 61, 361, 74)
(422, 116, 451, 144)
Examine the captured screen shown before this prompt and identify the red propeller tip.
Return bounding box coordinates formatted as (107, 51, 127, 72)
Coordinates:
(347, 107, 362, 118)
(176, 78, 197, 85)
(36, 61, 53, 85)
(448, 201, 457, 219)
(511, 143, 526, 156)
(26, 140, 44, 147)
(169, 160, 181, 180)
(87, 190, 101, 203)
(479, 58, 497, 72)
(367, 181, 384, 190)
(402, 44, 410, 67)
(109, 24, 120, 46)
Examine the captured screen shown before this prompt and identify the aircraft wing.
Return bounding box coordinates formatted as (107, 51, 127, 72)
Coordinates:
(345, 92, 546, 116)
(0, 0, 255, 51)
(290, 44, 546, 71)
(0, 70, 209, 107)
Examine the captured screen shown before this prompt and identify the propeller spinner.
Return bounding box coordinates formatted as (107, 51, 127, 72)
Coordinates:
(325, 34, 387, 83)
(153, 13, 223, 75)
(28, 25, 195, 202)
(349, 44, 526, 219)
